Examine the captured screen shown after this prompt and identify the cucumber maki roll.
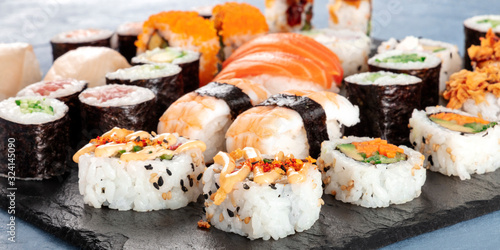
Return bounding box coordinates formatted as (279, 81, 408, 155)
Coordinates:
(318, 137, 426, 208)
(73, 127, 206, 211)
(202, 147, 322, 240)
(464, 15, 500, 70)
(0, 97, 70, 179)
(409, 106, 500, 180)
(50, 29, 114, 61)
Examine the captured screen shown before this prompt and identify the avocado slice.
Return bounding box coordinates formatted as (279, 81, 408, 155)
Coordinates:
(337, 143, 364, 161)
(147, 31, 168, 51)
(150, 49, 183, 63)
(429, 117, 476, 133)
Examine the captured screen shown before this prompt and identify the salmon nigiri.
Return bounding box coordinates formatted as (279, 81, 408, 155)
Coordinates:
(214, 51, 338, 94)
(223, 33, 343, 85)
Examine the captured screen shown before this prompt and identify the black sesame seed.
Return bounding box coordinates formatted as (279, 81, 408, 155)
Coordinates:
(227, 209, 234, 217)
(102, 188, 105, 193)
(189, 176, 194, 187)
(158, 176, 164, 187)
(278, 194, 281, 198)
(208, 190, 212, 195)
(269, 184, 277, 190)
(324, 166, 330, 172)
(422, 136, 426, 144)
(197, 173, 203, 180)
(322, 182, 325, 188)
(202, 207, 206, 213)
(251, 161, 258, 165)
(163, 139, 168, 144)
(144, 164, 153, 170)
(236, 207, 240, 213)
(191, 163, 195, 172)
(166, 168, 172, 176)
(482, 132, 488, 137)
(243, 184, 250, 190)
(280, 165, 286, 172)
(135, 136, 141, 142)
(460, 132, 465, 136)
(428, 155, 434, 166)
(357, 65, 362, 71)
(450, 52, 452, 59)
(412, 141, 417, 147)
(153, 182, 159, 190)
(182, 186, 188, 192)
(203, 194, 209, 199)
(215, 182, 220, 189)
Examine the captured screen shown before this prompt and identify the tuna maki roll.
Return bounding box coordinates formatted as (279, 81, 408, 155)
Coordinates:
(318, 137, 426, 208)
(464, 15, 500, 70)
(73, 127, 207, 211)
(409, 106, 500, 180)
(0, 97, 70, 179)
(79, 84, 156, 140)
(116, 22, 143, 63)
(368, 50, 441, 109)
(50, 29, 114, 61)
(344, 71, 422, 146)
(202, 147, 322, 240)
(132, 47, 200, 93)
(106, 64, 183, 119)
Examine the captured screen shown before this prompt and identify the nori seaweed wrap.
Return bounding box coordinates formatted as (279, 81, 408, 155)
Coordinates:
(368, 50, 441, 109)
(0, 97, 70, 179)
(50, 29, 113, 61)
(463, 15, 500, 70)
(344, 72, 423, 146)
(116, 22, 143, 63)
(79, 84, 157, 140)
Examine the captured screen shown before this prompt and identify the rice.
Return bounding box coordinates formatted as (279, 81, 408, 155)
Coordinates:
(106, 64, 181, 82)
(51, 29, 114, 43)
(462, 93, 500, 121)
(369, 50, 441, 70)
(0, 96, 67, 125)
(327, 0, 372, 34)
(116, 22, 144, 36)
(464, 15, 500, 33)
(345, 71, 421, 86)
(17, 79, 87, 99)
(132, 47, 200, 65)
(79, 84, 155, 107)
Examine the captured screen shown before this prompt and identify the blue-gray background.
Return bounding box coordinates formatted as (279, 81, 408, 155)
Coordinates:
(0, 0, 499, 249)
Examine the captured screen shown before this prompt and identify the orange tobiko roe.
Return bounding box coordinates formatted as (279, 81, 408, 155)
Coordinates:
(212, 2, 268, 38)
(352, 138, 404, 158)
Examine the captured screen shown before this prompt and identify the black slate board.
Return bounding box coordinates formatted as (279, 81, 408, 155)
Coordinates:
(1, 165, 499, 249)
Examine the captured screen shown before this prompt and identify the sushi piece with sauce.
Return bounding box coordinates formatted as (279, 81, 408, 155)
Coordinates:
(467, 28, 500, 70)
(50, 29, 114, 61)
(318, 137, 426, 208)
(368, 50, 441, 109)
(443, 65, 500, 121)
(327, 0, 372, 35)
(132, 47, 200, 93)
(158, 79, 270, 163)
(344, 72, 422, 146)
(0, 97, 70, 179)
(106, 64, 183, 119)
(73, 127, 206, 211)
(265, 0, 314, 32)
(201, 147, 322, 240)
(226, 90, 360, 159)
(116, 22, 143, 63)
(17, 79, 88, 148)
(409, 106, 500, 180)
(79, 84, 157, 140)
(464, 15, 500, 70)
(378, 36, 462, 94)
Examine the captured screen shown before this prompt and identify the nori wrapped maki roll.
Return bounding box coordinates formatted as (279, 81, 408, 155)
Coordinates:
(463, 15, 500, 70)
(0, 97, 70, 179)
(105, 64, 183, 119)
(368, 50, 441, 109)
(116, 22, 143, 63)
(79, 84, 157, 140)
(344, 72, 423, 146)
(16, 79, 88, 149)
(50, 29, 114, 61)
(132, 47, 200, 93)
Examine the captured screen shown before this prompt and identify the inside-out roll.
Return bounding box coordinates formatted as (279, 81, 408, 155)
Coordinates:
(463, 15, 500, 70)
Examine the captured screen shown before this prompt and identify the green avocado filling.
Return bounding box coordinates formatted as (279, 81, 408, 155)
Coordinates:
(364, 72, 398, 82)
(477, 19, 500, 28)
(15, 99, 54, 115)
(132, 145, 143, 152)
(430, 117, 497, 133)
(160, 154, 173, 160)
(432, 47, 446, 53)
(336, 143, 407, 164)
(375, 53, 426, 64)
(150, 48, 186, 63)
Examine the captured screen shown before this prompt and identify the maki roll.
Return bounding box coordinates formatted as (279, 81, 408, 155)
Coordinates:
(265, 0, 314, 32)
(318, 137, 426, 208)
(327, 0, 372, 35)
(158, 79, 270, 163)
(0, 43, 42, 100)
(73, 127, 206, 211)
(106, 64, 183, 118)
(409, 106, 500, 180)
(368, 50, 441, 109)
(0, 97, 70, 179)
(344, 72, 422, 146)
(211, 2, 269, 61)
(443, 65, 500, 121)
(468, 28, 500, 69)
(226, 90, 360, 159)
(50, 29, 114, 61)
(17, 79, 88, 148)
(464, 15, 500, 70)
(301, 28, 371, 77)
(192, 5, 214, 19)
(79, 84, 156, 140)
(202, 147, 322, 240)
(378, 36, 462, 94)
(135, 11, 219, 86)
(116, 21, 143, 63)
(132, 47, 200, 93)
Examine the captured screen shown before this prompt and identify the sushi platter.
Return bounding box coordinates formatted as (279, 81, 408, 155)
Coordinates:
(1, 0, 500, 249)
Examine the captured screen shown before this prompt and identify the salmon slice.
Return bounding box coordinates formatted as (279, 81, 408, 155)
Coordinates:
(223, 33, 343, 85)
(214, 52, 333, 92)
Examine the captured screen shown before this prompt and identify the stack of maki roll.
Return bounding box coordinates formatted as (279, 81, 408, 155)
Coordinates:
(368, 50, 442, 108)
(0, 97, 70, 179)
(344, 71, 422, 146)
(73, 127, 207, 211)
(116, 21, 144, 63)
(318, 137, 426, 208)
(106, 63, 183, 118)
(132, 47, 200, 93)
(409, 106, 500, 180)
(50, 29, 114, 61)
(202, 147, 322, 240)
(78, 84, 156, 139)
(463, 15, 500, 69)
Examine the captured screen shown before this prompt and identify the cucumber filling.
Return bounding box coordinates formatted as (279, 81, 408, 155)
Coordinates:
(477, 19, 500, 28)
(15, 99, 54, 115)
(375, 53, 426, 63)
